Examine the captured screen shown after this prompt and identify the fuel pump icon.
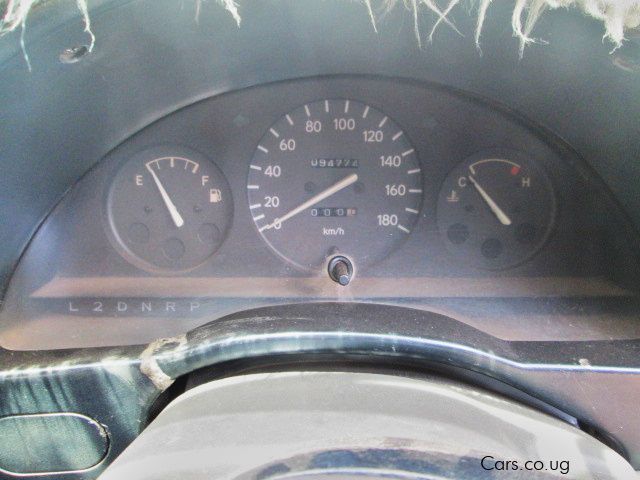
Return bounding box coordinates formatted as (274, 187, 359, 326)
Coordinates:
(209, 188, 222, 203)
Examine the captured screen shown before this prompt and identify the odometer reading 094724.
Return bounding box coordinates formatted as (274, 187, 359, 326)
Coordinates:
(247, 99, 422, 271)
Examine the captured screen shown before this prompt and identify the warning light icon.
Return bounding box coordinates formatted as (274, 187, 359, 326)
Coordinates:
(446, 190, 460, 203)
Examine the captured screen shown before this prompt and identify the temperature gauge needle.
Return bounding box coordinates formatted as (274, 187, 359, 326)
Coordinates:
(468, 175, 512, 226)
(146, 164, 185, 228)
(262, 173, 358, 230)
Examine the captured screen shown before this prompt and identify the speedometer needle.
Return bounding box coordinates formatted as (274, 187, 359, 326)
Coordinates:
(146, 163, 185, 228)
(262, 173, 358, 230)
(468, 175, 512, 226)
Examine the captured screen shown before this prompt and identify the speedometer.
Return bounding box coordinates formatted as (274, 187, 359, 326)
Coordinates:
(247, 99, 422, 271)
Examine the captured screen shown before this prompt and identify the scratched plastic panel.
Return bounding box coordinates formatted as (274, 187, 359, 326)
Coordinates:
(0, 413, 108, 475)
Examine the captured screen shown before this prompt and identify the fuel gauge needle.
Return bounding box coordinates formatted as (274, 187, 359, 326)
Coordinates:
(468, 175, 512, 226)
(262, 173, 358, 230)
(146, 163, 185, 228)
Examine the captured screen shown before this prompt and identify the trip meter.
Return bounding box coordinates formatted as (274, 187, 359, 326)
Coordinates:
(247, 99, 422, 271)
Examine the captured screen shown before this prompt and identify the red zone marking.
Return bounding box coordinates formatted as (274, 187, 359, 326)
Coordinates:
(510, 165, 521, 176)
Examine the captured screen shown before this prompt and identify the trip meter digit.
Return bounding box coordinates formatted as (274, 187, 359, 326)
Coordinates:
(247, 99, 422, 271)
(437, 152, 555, 269)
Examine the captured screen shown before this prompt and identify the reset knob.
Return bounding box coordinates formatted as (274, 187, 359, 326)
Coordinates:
(328, 256, 353, 286)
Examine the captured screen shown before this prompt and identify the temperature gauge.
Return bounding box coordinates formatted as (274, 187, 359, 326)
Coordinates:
(107, 146, 233, 272)
(437, 152, 555, 269)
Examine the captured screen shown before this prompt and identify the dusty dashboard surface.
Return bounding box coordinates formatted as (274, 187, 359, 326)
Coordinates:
(1, 76, 638, 350)
(1, 0, 640, 477)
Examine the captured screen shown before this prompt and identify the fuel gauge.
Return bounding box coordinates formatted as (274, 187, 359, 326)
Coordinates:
(107, 146, 233, 272)
(437, 152, 555, 269)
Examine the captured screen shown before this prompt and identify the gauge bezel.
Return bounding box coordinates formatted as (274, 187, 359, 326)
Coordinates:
(105, 145, 234, 274)
(246, 98, 424, 272)
(436, 148, 557, 270)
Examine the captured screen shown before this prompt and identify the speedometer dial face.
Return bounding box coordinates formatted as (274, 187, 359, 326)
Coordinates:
(247, 99, 423, 271)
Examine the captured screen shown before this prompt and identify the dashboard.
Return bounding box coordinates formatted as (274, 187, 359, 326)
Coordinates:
(1, 0, 640, 477)
(0, 76, 637, 350)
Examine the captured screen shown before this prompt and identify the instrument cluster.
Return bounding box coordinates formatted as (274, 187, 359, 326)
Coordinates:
(105, 94, 556, 277)
(0, 76, 632, 350)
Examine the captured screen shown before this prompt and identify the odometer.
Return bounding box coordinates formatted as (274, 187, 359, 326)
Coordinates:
(247, 99, 422, 271)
